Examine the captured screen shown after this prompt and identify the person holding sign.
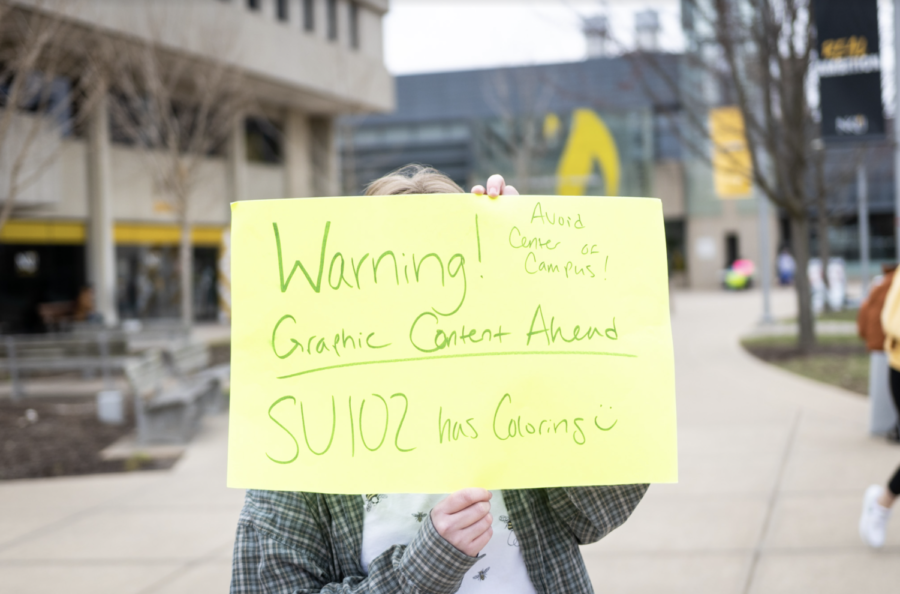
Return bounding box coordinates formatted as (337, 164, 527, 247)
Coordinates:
(230, 166, 649, 594)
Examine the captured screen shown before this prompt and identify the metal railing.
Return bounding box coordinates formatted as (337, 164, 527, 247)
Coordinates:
(0, 323, 190, 400)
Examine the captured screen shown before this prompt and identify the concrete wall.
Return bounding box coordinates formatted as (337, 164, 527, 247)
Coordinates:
(107, 147, 230, 226)
(246, 163, 287, 201)
(28, 0, 394, 114)
(357, 1, 385, 60)
(21, 140, 239, 227)
(0, 112, 65, 208)
(653, 160, 685, 220)
(681, 153, 780, 290)
(11, 110, 331, 225)
(686, 198, 778, 289)
(25, 140, 88, 219)
(284, 109, 313, 197)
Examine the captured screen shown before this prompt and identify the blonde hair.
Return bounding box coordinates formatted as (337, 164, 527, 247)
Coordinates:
(364, 164, 464, 196)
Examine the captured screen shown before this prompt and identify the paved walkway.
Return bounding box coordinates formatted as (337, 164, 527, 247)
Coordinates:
(0, 289, 897, 593)
(583, 288, 900, 593)
(0, 414, 241, 593)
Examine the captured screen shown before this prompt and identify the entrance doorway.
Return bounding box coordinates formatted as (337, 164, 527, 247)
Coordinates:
(725, 232, 739, 268)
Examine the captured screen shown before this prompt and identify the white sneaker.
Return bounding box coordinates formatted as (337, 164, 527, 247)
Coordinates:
(859, 484, 891, 548)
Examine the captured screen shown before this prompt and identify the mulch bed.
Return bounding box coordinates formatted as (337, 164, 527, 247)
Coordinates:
(1, 341, 229, 481)
(742, 338, 869, 396)
(210, 342, 230, 366)
(0, 396, 175, 480)
(743, 341, 866, 362)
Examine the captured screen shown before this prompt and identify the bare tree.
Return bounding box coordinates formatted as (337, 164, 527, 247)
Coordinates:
(104, 6, 249, 325)
(483, 68, 557, 194)
(0, 0, 103, 232)
(622, 1, 823, 352)
(809, 139, 872, 307)
(703, 0, 820, 350)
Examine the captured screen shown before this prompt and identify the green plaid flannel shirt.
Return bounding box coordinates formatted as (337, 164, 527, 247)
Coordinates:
(230, 484, 648, 593)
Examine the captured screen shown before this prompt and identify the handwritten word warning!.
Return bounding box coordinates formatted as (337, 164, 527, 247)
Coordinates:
(228, 194, 678, 494)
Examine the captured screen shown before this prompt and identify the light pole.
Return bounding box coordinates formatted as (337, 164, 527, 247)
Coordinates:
(758, 190, 774, 324)
(894, 0, 900, 260)
(859, 162, 871, 299)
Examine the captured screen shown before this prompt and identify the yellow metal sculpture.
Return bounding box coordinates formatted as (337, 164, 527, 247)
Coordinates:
(555, 109, 621, 197)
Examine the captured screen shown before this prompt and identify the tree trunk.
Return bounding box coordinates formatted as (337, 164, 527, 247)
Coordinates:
(790, 215, 816, 353)
(180, 216, 193, 327)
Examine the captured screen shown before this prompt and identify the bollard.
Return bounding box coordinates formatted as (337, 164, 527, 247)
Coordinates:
(97, 390, 125, 425)
(5, 336, 23, 401)
(869, 351, 898, 434)
(98, 331, 112, 390)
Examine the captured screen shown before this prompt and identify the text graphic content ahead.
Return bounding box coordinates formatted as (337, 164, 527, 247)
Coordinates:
(228, 194, 678, 493)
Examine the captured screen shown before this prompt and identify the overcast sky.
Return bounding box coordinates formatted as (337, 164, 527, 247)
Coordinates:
(383, 0, 900, 116)
(383, 0, 683, 76)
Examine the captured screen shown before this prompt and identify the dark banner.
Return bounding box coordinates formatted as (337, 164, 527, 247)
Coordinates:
(815, 0, 885, 142)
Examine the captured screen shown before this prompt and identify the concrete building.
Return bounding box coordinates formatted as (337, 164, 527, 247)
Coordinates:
(340, 54, 691, 284)
(680, 0, 897, 288)
(345, 37, 884, 290)
(0, 0, 393, 332)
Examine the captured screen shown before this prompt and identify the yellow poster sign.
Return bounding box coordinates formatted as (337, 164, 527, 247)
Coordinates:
(227, 194, 678, 494)
(710, 106, 753, 199)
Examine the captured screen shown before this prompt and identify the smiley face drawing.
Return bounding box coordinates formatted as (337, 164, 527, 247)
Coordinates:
(594, 405, 618, 432)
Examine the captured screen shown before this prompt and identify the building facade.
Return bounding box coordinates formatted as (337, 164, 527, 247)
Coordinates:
(340, 55, 691, 284)
(681, 0, 896, 288)
(0, 0, 393, 332)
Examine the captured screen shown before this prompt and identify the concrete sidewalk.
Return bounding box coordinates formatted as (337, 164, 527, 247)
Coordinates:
(0, 415, 242, 593)
(582, 288, 900, 593)
(0, 289, 897, 593)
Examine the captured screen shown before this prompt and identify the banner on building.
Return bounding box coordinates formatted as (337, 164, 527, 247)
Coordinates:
(227, 194, 678, 493)
(815, 0, 885, 142)
(710, 107, 753, 199)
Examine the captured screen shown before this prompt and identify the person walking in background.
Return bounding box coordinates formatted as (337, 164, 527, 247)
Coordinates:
(776, 247, 795, 285)
(879, 267, 900, 442)
(858, 265, 899, 440)
(860, 265, 900, 547)
(860, 469, 899, 547)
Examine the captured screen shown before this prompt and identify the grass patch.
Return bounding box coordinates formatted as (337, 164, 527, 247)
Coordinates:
(741, 334, 868, 395)
(741, 334, 863, 349)
(780, 309, 859, 324)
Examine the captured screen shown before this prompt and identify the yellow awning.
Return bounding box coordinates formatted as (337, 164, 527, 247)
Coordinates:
(0, 220, 225, 246)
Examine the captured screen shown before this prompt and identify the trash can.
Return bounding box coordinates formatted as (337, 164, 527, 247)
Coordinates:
(97, 390, 125, 426)
(869, 352, 898, 435)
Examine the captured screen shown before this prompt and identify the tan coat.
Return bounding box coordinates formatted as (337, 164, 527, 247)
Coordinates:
(881, 270, 900, 369)
(859, 269, 895, 351)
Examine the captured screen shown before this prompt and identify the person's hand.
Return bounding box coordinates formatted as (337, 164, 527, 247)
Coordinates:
(472, 174, 519, 198)
(430, 488, 493, 557)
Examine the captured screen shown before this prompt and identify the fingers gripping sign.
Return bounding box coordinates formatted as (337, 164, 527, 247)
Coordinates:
(471, 174, 519, 199)
(431, 488, 494, 557)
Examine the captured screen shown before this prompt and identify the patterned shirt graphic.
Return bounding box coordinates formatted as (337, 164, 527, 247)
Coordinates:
(231, 484, 647, 593)
(360, 491, 535, 593)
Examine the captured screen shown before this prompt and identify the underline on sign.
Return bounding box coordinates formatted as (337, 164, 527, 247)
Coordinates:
(276, 350, 638, 379)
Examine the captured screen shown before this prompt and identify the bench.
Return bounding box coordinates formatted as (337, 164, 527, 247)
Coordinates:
(164, 341, 226, 414)
(0, 333, 132, 399)
(0, 325, 194, 400)
(125, 350, 208, 445)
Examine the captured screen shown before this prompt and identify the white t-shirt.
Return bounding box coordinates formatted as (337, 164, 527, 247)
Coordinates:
(360, 491, 536, 593)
